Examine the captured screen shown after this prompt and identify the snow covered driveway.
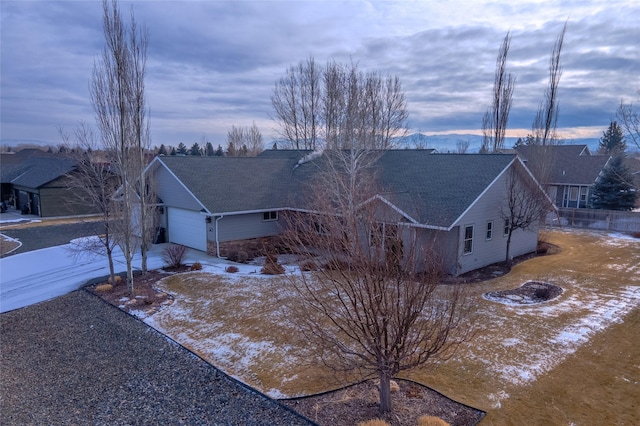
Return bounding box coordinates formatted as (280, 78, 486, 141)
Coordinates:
(0, 242, 167, 314)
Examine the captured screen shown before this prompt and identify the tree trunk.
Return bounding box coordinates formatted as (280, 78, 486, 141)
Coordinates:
(505, 230, 513, 266)
(378, 371, 392, 414)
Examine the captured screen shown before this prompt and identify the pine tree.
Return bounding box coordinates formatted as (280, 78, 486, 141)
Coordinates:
(170, 147, 176, 156)
(215, 145, 224, 156)
(205, 141, 215, 156)
(158, 144, 168, 155)
(591, 156, 637, 210)
(176, 142, 188, 155)
(190, 142, 202, 156)
(597, 121, 626, 155)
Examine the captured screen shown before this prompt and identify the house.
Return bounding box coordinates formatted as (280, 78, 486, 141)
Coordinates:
(146, 150, 551, 275)
(0, 150, 98, 217)
(515, 145, 611, 209)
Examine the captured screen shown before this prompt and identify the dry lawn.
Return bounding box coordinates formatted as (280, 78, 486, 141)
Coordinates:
(143, 229, 640, 424)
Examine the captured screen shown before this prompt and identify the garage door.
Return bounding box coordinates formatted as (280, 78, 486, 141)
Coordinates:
(167, 207, 207, 251)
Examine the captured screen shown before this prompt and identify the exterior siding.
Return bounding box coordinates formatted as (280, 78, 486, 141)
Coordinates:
(155, 165, 202, 211)
(414, 227, 459, 274)
(211, 212, 283, 243)
(455, 168, 539, 275)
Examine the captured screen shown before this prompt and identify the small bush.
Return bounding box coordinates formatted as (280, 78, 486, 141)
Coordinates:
(163, 244, 187, 268)
(190, 261, 203, 271)
(631, 231, 640, 239)
(95, 284, 113, 292)
(227, 250, 249, 264)
(261, 253, 285, 275)
(389, 380, 400, 393)
(107, 275, 122, 285)
(324, 259, 350, 271)
(534, 286, 551, 300)
(417, 416, 450, 426)
(357, 420, 390, 426)
(225, 265, 239, 273)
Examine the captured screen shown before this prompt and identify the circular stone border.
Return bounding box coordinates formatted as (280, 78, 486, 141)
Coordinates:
(483, 281, 563, 305)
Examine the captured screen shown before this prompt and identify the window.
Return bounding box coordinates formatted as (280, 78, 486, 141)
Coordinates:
(504, 219, 510, 236)
(463, 225, 474, 254)
(263, 211, 278, 221)
(486, 221, 493, 240)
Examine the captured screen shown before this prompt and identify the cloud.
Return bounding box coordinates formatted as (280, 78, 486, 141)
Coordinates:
(1, 0, 638, 148)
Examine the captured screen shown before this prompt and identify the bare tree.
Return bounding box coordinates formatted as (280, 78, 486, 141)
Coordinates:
(91, 0, 149, 293)
(272, 58, 408, 151)
(617, 90, 640, 151)
(481, 31, 515, 153)
(500, 162, 551, 266)
(532, 22, 567, 146)
(226, 123, 264, 156)
(456, 138, 470, 153)
(271, 56, 322, 150)
(281, 150, 473, 414)
(59, 123, 119, 285)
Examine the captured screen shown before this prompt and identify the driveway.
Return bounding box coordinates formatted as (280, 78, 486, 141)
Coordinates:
(0, 221, 104, 256)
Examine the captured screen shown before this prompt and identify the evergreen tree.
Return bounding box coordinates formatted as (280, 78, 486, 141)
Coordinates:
(226, 141, 236, 157)
(176, 142, 188, 155)
(215, 144, 224, 156)
(190, 142, 202, 156)
(591, 156, 637, 210)
(170, 147, 177, 156)
(597, 121, 626, 155)
(205, 141, 215, 156)
(158, 144, 168, 155)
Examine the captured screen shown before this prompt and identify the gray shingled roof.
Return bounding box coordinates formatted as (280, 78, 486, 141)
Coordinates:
(157, 152, 516, 229)
(1, 157, 77, 189)
(516, 145, 609, 185)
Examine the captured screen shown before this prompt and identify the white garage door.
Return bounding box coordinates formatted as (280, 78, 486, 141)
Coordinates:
(167, 208, 207, 251)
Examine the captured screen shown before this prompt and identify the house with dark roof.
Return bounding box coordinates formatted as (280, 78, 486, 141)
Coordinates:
(0, 150, 99, 217)
(515, 145, 611, 209)
(146, 150, 551, 275)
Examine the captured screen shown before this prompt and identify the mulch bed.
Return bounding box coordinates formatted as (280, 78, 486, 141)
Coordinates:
(484, 281, 563, 305)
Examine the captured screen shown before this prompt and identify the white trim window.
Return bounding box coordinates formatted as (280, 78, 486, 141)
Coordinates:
(463, 225, 474, 254)
(486, 221, 493, 240)
(263, 211, 278, 221)
(504, 219, 510, 236)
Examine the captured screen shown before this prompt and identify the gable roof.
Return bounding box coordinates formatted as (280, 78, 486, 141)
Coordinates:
(516, 145, 609, 185)
(1, 157, 77, 189)
(153, 151, 522, 229)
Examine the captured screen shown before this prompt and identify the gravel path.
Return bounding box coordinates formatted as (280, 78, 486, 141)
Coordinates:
(1, 221, 104, 256)
(0, 290, 314, 425)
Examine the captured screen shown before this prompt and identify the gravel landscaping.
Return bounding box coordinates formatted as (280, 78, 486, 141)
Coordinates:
(0, 290, 313, 425)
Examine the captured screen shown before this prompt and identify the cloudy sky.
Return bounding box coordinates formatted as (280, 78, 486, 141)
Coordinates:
(1, 0, 638, 150)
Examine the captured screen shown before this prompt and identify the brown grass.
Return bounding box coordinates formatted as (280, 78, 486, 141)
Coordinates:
(417, 416, 450, 426)
(358, 420, 390, 426)
(144, 229, 640, 425)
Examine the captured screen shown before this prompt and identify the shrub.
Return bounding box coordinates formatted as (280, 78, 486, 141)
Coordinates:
(357, 420, 390, 426)
(95, 284, 113, 292)
(225, 265, 239, 273)
(631, 231, 640, 239)
(417, 416, 450, 426)
(389, 380, 400, 393)
(190, 261, 203, 271)
(534, 286, 551, 300)
(107, 275, 122, 284)
(261, 253, 285, 275)
(227, 250, 249, 264)
(163, 244, 187, 268)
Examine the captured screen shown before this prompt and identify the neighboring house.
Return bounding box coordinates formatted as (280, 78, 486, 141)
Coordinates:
(145, 150, 550, 275)
(623, 155, 640, 209)
(0, 150, 97, 217)
(516, 145, 611, 209)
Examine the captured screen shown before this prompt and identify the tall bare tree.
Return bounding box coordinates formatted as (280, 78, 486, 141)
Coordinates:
(531, 21, 567, 146)
(272, 58, 408, 151)
(91, 0, 149, 293)
(617, 91, 640, 151)
(481, 31, 515, 153)
(225, 122, 264, 156)
(281, 150, 473, 414)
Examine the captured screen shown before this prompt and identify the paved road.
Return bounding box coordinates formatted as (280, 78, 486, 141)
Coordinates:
(1, 221, 104, 257)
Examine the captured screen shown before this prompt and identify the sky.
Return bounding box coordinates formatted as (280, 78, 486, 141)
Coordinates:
(1, 0, 639, 150)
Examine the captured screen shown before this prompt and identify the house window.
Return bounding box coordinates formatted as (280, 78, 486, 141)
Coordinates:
(263, 211, 278, 221)
(486, 221, 493, 240)
(579, 187, 588, 208)
(463, 225, 474, 254)
(504, 219, 510, 236)
(569, 186, 579, 201)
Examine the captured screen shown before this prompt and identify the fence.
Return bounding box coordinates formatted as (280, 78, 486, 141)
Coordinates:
(547, 208, 640, 233)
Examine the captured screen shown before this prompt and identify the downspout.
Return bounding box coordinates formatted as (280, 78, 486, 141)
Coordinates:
(215, 215, 224, 258)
